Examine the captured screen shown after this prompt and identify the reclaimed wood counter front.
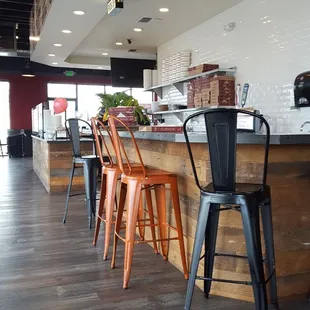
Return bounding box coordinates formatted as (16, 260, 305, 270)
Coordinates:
(32, 136, 93, 193)
(104, 136, 310, 302)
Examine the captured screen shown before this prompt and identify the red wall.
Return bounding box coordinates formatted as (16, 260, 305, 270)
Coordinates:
(0, 74, 111, 130)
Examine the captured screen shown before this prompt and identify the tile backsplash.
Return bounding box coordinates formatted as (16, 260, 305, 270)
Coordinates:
(157, 0, 310, 133)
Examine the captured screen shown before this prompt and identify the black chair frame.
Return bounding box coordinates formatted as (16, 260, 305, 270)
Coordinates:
(183, 108, 279, 310)
(63, 118, 101, 229)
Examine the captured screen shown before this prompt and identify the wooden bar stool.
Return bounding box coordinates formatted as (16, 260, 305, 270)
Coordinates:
(183, 108, 279, 310)
(91, 118, 157, 260)
(108, 115, 189, 289)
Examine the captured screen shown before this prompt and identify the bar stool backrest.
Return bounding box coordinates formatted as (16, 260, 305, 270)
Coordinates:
(65, 118, 96, 159)
(108, 115, 147, 177)
(91, 117, 114, 166)
(183, 108, 270, 192)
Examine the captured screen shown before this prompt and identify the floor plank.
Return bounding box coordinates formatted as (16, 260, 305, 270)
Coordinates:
(0, 158, 308, 310)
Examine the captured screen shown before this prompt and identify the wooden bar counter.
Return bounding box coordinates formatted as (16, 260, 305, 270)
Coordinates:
(32, 136, 93, 193)
(104, 132, 310, 302)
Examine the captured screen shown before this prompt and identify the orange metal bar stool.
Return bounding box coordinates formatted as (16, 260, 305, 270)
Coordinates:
(108, 115, 189, 289)
(91, 118, 157, 260)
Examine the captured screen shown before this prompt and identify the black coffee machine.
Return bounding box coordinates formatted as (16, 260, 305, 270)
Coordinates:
(294, 71, 310, 107)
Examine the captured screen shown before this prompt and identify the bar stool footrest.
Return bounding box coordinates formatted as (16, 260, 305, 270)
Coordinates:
(196, 275, 252, 285)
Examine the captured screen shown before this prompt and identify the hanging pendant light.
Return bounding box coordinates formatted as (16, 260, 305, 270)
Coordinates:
(22, 59, 35, 78)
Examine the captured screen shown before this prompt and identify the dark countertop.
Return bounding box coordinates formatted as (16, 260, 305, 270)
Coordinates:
(32, 132, 310, 145)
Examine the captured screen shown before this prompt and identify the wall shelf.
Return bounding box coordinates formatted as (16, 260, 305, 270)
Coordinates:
(145, 67, 237, 98)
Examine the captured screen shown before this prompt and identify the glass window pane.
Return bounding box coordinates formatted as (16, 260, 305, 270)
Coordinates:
(0, 81, 10, 141)
(77, 85, 106, 121)
(132, 88, 153, 105)
(47, 83, 77, 99)
(49, 100, 76, 127)
(105, 86, 130, 95)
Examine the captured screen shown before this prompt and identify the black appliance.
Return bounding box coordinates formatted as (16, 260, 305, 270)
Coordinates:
(110, 57, 156, 88)
(294, 71, 310, 108)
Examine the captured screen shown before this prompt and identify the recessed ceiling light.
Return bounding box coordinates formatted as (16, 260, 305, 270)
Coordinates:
(62, 29, 72, 34)
(16, 36, 19, 39)
(159, 8, 169, 13)
(134, 28, 143, 32)
(97, 66, 103, 69)
(115, 42, 123, 46)
(73, 10, 85, 15)
(52, 62, 58, 65)
(48, 53, 55, 57)
(102, 52, 109, 56)
(29, 36, 40, 41)
(53, 43, 62, 47)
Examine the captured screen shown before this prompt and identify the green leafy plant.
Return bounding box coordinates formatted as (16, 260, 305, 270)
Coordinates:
(97, 92, 150, 125)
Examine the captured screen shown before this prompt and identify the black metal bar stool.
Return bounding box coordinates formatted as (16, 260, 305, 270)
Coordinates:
(62, 118, 102, 229)
(183, 108, 279, 310)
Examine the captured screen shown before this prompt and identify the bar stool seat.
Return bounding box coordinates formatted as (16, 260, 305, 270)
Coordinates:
(203, 183, 266, 196)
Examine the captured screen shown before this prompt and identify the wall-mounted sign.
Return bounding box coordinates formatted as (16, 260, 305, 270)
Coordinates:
(107, 0, 123, 16)
(63, 70, 76, 77)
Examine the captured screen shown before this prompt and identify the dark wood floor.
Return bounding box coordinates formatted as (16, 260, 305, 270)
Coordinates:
(0, 158, 308, 310)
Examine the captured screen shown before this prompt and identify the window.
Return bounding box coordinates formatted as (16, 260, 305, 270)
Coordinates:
(0, 81, 10, 141)
(77, 85, 105, 120)
(132, 88, 153, 105)
(47, 83, 77, 99)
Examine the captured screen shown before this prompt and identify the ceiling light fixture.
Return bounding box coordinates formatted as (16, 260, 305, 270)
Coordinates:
(62, 30, 72, 34)
(52, 62, 58, 65)
(16, 36, 19, 39)
(115, 42, 123, 46)
(73, 10, 85, 15)
(29, 36, 40, 41)
(102, 52, 109, 56)
(22, 59, 35, 78)
(53, 43, 62, 47)
(159, 8, 169, 13)
(48, 53, 55, 57)
(134, 28, 143, 32)
(97, 66, 103, 69)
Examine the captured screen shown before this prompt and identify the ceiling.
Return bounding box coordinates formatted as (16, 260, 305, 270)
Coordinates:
(0, 0, 34, 54)
(31, 0, 243, 70)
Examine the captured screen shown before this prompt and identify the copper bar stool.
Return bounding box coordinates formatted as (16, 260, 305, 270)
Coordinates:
(91, 118, 157, 260)
(108, 115, 189, 289)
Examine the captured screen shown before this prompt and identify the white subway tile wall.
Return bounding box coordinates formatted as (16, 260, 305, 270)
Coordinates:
(157, 0, 310, 133)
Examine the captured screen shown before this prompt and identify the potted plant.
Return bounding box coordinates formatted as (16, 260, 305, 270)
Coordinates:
(97, 92, 150, 125)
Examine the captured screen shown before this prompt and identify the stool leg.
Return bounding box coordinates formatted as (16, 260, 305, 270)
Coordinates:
(154, 184, 168, 260)
(204, 203, 220, 298)
(170, 180, 189, 279)
(93, 172, 106, 246)
(103, 169, 118, 260)
(145, 187, 159, 254)
(261, 199, 279, 309)
(111, 183, 127, 269)
(185, 195, 211, 310)
(91, 166, 98, 217)
(240, 201, 268, 310)
(123, 180, 141, 289)
(83, 162, 93, 229)
(63, 162, 75, 224)
(138, 194, 145, 240)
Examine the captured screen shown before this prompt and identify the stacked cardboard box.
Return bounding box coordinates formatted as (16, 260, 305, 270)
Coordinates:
(209, 76, 235, 106)
(188, 64, 219, 76)
(108, 107, 137, 127)
(187, 75, 235, 108)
